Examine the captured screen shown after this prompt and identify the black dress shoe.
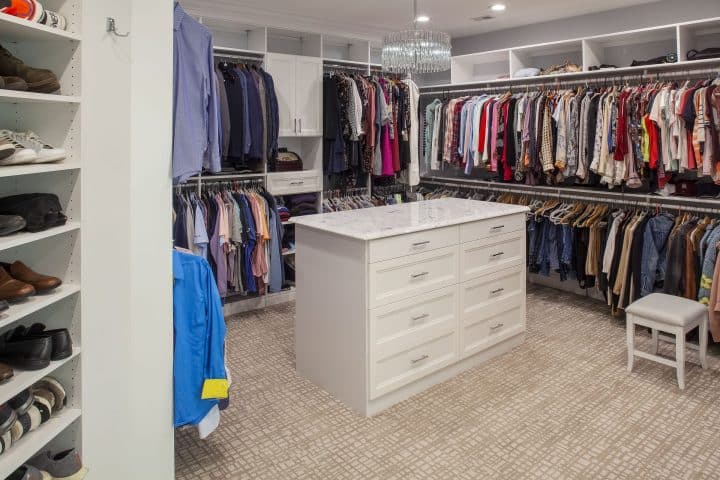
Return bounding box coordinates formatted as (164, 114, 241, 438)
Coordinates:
(0, 331, 51, 370)
(0, 404, 17, 436)
(8, 389, 33, 416)
(10, 324, 72, 361)
(0, 215, 25, 237)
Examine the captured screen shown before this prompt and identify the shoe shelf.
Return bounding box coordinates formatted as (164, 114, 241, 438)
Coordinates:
(0, 13, 81, 43)
(0, 348, 79, 406)
(0, 222, 80, 253)
(0, 408, 81, 479)
(0, 90, 81, 105)
(0, 163, 80, 179)
(0, 284, 80, 332)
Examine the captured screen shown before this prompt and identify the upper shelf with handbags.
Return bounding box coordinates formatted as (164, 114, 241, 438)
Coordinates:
(449, 17, 720, 85)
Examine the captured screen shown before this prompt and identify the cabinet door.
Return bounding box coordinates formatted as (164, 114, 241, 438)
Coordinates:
(294, 56, 323, 136)
(265, 53, 296, 137)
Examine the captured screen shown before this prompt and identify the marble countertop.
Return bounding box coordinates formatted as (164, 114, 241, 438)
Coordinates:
(293, 198, 529, 240)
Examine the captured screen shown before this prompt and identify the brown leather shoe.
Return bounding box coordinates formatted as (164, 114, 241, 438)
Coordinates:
(1, 76, 27, 91)
(0, 45, 60, 93)
(0, 267, 34, 301)
(0, 363, 13, 384)
(2, 262, 61, 293)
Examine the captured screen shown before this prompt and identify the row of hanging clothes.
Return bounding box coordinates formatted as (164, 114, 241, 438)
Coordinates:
(323, 66, 420, 190)
(421, 71, 720, 193)
(173, 179, 285, 299)
(321, 186, 422, 213)
(417, 182, 720, 341)
(216, 57, 280, 173)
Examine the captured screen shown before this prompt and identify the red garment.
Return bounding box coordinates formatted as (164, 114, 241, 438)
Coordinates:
(614, 92, 629, 162)
(644, 115, 658, 169)
(392, 111, 401, 172)
(478, 103, 488, 154)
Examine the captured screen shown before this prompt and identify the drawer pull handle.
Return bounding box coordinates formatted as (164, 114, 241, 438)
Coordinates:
(411, 272, 429, 279)
(491, 288, 505, 295)
(492, 252, 505, 258)
(412, 241, 431, 247)
(289, 181, 305, 186)
(492, 225, 505, 230)
(490, 323, 505, 331)
(411, 313, 430, 322)
(410, 354, 430, 365)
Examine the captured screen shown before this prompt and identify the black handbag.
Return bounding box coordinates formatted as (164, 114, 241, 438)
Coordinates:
(630, 53, 677, 67)
(687, 48, 720, 61)
(0, 193, 67, 232)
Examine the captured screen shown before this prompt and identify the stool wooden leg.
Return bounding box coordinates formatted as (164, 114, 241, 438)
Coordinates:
(651, 328, 659, 355)
(700, 317, 709, 370)
(627, 318, 635, 373)
(676, 328, 686, 390)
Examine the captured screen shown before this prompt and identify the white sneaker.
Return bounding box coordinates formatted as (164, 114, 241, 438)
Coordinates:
(18, 131, 65, 163)
(0, 130, 37, 165)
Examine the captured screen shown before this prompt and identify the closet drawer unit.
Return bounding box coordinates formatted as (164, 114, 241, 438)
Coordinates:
(368, 226, 458, 263)
(369, 246, 459, 308)
(266, 170, 322, 196)
(370, 331, 458, 400)
(462, 304, 524, 358)
(460, 214, 525, 243)
(370, 286, 458, 362)
(460, 231, 523, 281)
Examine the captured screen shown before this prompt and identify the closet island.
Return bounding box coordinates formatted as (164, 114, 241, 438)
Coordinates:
(294, 198, 529, 416)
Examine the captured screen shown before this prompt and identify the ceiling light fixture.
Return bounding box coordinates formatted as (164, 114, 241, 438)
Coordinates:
(415, 15, 430, 23)
(490, 3, 507, 12)
(382, 0, 452, 74)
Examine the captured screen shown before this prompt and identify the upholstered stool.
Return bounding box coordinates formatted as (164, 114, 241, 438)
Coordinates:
(626, 293, 708, 390)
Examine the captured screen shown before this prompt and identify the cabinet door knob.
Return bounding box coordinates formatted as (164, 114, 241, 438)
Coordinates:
(411, 272, 429, 279)
(299, 118, 302, 133)
(294, 118, 297, 133)
(410, 354, 430, 365)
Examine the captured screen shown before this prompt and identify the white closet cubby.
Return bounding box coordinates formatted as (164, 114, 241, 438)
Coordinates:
(448, 17, 720, 86)
(268, 28, 322, 57)
(200, 17, 266, 54)
(322, 35, 369, 64)
(0, 3, 82, 477)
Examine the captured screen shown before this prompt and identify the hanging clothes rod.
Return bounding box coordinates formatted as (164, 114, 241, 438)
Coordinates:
(323, 63, 368, 73)
(419, 61, 720, 96)
(420, 178, 720, 214)
(214, 53, 264, 63)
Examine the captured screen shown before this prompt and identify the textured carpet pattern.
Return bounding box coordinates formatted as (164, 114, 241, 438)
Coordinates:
(175, 286, 720, 479)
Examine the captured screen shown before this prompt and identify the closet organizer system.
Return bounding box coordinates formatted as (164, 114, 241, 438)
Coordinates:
(0, 5, 82, 479)
(415, 16, 720, 335)
(174, 7, 423, 313)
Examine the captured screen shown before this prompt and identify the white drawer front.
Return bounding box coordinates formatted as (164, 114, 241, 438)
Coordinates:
(369, 226, 459, 263)
(371, 331, 457, 400)
(369, 246, 459, 308)
(266, 170, 322, 196)
(460, 266, 524, 358)
(461, 231, 523, 282)
(460, 214, 525, 243)
(370, 286, 458, 361)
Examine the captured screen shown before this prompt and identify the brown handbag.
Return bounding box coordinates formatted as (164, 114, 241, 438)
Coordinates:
(271, 148, 304, 172)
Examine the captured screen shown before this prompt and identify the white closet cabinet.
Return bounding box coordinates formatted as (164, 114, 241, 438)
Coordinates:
(265, 53, 322, 137)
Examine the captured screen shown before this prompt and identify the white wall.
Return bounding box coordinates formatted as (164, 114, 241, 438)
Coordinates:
(453, 0, 720, 55)
(82, 0, 174, 478)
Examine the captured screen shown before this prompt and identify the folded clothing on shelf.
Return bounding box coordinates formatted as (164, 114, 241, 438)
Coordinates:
(285, 193, 318, 217)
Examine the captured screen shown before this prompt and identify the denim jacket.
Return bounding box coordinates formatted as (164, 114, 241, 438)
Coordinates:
(640, 214, 675, 297)
(698, 227, 720, 304)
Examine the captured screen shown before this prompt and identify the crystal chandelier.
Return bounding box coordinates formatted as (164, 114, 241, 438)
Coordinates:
(381, 0, 451, 74)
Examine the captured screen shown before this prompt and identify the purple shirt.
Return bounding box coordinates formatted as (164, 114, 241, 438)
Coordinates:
(173, 3, 221, 184)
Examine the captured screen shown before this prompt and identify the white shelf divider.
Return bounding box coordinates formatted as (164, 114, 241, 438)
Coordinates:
(0, 284, 81, 331)
(0, 408, 81, 479)
(0, 222, 80, 253)
(0, 349, 80, 406)
(0, 91, 81, 105)
(0, 13, 81, 42)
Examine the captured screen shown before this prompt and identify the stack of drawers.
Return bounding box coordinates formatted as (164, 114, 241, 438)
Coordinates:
(368, 214, 526, 400)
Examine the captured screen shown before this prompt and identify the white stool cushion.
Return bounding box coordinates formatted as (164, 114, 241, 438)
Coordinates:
(626, 293, 707, 327)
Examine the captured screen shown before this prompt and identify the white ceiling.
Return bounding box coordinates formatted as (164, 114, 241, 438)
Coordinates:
(182, 0, 662, 42)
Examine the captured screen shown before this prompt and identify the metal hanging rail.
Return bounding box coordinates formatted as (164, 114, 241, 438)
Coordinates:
(420, 177, 720, 215)
(419, 60, 720, 96)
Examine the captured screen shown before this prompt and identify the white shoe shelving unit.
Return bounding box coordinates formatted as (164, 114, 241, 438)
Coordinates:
(0, 0, 82, 475)
(449, 17, 720, 85)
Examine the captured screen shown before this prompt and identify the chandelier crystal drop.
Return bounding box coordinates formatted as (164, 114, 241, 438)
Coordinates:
(381, 1, 452, 74)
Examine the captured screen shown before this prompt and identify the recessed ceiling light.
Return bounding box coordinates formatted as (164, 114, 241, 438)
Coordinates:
(489, 3, 507, 11)
(416, 15, 430, 23)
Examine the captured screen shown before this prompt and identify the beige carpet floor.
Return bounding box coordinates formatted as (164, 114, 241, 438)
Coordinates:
(175, 286, 720, 480)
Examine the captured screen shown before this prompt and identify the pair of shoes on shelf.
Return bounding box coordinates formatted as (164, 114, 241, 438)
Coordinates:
(9, 449, 87, 480)
(0, 322, 73, 370)
(0, 44, 60, 94)
(0, 0, 67, 30)
(0, 261, 62, 302)
(0, 130, 65, 165)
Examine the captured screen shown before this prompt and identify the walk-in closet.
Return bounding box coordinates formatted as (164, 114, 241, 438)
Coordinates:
(4, 0, 720, 479)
